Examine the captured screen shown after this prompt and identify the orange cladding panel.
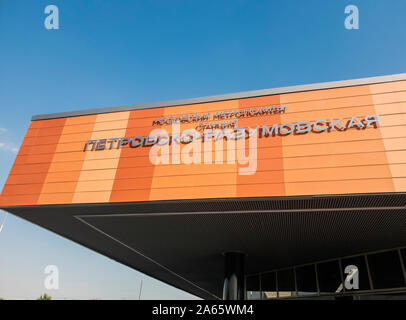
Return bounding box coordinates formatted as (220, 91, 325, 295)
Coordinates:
(1, 77, 406, 207)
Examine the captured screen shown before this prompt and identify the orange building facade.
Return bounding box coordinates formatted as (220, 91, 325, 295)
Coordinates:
(1, 75, 406, 207)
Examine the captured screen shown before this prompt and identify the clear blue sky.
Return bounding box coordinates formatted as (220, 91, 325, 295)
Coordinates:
(0, 0, 405, 299)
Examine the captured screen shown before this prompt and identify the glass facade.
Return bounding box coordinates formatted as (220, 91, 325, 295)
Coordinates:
(245, 246, 406, 299)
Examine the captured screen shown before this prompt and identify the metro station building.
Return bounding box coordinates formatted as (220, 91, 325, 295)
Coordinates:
(1, 74, 406, 299)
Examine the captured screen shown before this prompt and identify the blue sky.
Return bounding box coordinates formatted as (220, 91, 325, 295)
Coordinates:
(0, 0, 406, 299)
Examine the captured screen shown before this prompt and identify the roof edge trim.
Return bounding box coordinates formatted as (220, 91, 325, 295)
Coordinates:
(32, 73, 406, 121)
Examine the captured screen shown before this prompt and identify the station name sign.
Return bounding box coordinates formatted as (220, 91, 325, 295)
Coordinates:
(83, 104, 381, 151)
(152, 105, 287, 131)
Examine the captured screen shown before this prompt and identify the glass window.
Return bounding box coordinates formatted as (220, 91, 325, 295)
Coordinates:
(341, 255, 370, 291)
(317, 260, 342, 294)
(277, 269, 296, 298)
(296, 265, 318, 295)
(401, 248, 406, 281)
(368, 250, 405, 289)
(261, 272, 277, 299)
(246, 275, 261, 300)
(401, 248, 406, 266)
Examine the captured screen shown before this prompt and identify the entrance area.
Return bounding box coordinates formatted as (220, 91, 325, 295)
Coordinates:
(246, 246, 406, 300)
